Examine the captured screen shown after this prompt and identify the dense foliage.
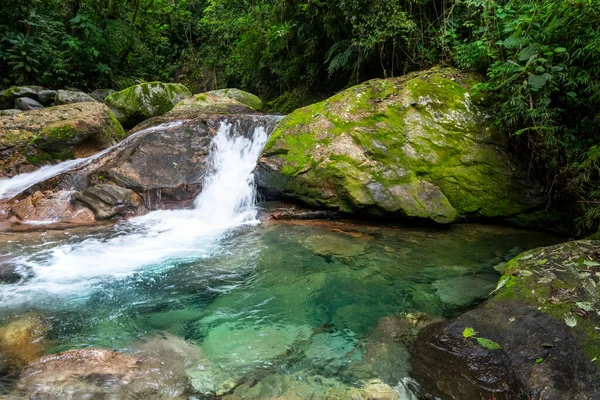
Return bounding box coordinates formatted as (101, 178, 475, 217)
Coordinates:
(1, 0, 599, 226)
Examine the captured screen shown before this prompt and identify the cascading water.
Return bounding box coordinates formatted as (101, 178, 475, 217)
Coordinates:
(0, 120, 269, 305)
(0, 121, 186, 200)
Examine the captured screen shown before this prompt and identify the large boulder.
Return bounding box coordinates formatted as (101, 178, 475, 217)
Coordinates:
(208, 88, 263, 110)
(105, 82, 192, 128)
(0, 115, 278, 226)
(16, 348, 192, 398)
(0, 86, 56, 109)
(0, 102, 125, 177)
(411, 240, 600, 399)
(131, 93, 256, 132)
(257, 67, 543, 223)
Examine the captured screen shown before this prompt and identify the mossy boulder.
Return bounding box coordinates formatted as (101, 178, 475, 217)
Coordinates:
(105, 82, 192, 128)
(208, 88, 263, 110)
(0, 102, 125, 177)
(257, 67, 543, 223)
(412, 240, 600, 399)
(130, 93, 256, 132)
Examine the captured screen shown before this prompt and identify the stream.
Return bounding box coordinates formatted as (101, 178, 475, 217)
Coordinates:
(0, 120, 559, 398)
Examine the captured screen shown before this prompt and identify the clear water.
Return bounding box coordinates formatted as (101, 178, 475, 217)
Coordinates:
(0, 121, 558, 398)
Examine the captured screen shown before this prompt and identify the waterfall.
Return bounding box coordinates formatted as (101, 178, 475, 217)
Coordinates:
(0, 120, 271, 304)
(0, 121, 186, 200)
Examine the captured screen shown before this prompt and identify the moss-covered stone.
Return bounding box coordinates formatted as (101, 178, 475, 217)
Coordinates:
(208, 88, 263, 110)
(0, 102, 126, 177)
(411, 240, 600, 399)
(105, 82, 192, 128)
(257, 67, 543, 223)
(129, 93, 256, 132)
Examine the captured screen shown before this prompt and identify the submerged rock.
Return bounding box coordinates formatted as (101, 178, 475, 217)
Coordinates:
(105, 82, 192, 128)
(0, 314, 49, 372)
(208, 88, 263, 111)
(54, 89, 96, 105)
(16, 348, 192, 398)
(411, 240, 600, 399)
(257, 67, 543, 223)
(0, 102, 125, 178)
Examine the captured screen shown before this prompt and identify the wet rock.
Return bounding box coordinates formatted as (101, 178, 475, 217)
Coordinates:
(361, 379, 400, 400)
(105, 82, 192, 128)
(411, 240, 600, 400)
(10, 190, 95, 223)
(0, 109, 22, 116)
(16, 348, 192, 399)
(0, 102, 125, 178)
(257, 67, 543, 223)
(14, 97, 43, 111)
(54, 89, 96, 105)
(258, 201, 341, 221)
(0, 261, 21, 283)
(75, 183, 145, 219)
(0, 314, 49, 371)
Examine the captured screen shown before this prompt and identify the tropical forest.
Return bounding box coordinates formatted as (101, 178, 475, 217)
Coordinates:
(0, 0, 599, 398)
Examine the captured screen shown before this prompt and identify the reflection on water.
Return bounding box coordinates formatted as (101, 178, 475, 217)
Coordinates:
(0, 220, 557, 398)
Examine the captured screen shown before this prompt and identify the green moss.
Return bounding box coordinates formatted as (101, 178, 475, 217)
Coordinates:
(27, 149, 73, 164)
(105, 82, 192, 128)
(493, 241, 600, 360)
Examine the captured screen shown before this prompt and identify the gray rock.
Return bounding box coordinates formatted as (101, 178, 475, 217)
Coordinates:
(0, 262, 21, 283)
(75, 184, 144, 220)
(54, 90, 96, 105)
(37, 90, 57, 106)
(90, 89, 116, 103)
(0, 86, 44, 109)
(0, 109, 23, 116)
(14, 97, 44, 111)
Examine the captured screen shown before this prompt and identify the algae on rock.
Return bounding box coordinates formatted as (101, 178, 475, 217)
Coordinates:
(257, 67, 543, 223)
(105, 82, 192, 128)
(208, 88, 263, 111)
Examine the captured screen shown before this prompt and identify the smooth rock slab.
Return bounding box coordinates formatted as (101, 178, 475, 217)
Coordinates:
(17, 348, 192, 398)
(14, 97, 44, 111)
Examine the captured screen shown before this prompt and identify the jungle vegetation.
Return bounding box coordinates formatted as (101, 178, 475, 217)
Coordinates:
(1, 0, 599, 227)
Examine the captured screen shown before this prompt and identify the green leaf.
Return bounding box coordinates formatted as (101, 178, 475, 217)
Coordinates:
(536, 357, 544, 363)
(555, 47, 567, 53)
(583, 260, 600, 266)
(528, 74, 550, 91)
(476, 337, 502, 350)
(463, 327, 477, 339)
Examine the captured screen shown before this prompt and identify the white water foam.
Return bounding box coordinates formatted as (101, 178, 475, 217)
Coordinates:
(0, 121, 269, 305)
(0, 121, 186, 200)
